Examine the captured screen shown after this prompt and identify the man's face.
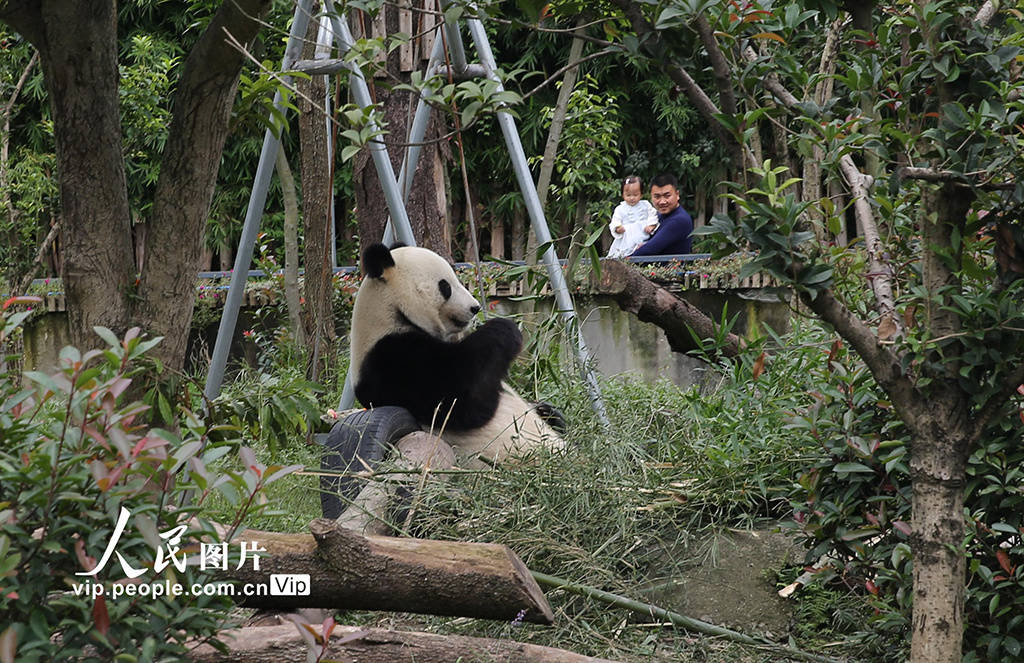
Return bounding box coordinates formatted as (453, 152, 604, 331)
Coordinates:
(651, 184, 679, 215)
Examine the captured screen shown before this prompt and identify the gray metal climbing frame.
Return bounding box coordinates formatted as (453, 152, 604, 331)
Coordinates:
(203, 0, 608, 424)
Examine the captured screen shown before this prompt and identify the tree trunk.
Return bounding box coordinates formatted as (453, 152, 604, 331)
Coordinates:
(223, 518, 554, 623)
(136, 0, 272, 370)
(276, 145, 305, 346)
(219, 242, 234, 273)
(592, 260, 741, 359)
(908, 422, 968, 663)
(1, 0, 273, 370)
(529, 21, 586, 266)
(564, 190, 588, 292)
(905, 181, 972, 662)
(511, 205, 526, 260)
(352, 6, 448, 257)
(536, 23, 586, 212)
(297, 7, 336, 380)
(490, 218, 506, 259)
(5, 1, 136, 347)
(190, 624, 620, 663)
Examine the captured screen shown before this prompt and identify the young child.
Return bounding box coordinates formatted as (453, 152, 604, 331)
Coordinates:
(607, 175, 659, 258)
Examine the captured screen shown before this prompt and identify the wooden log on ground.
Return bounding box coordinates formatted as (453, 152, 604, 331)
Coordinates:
(593, 259, 742, 359)
(190, 624, 620, 663)
(224, 518, 553, 624)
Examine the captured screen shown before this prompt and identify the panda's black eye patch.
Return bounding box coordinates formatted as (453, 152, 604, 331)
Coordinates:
(438, 279, 452, 300)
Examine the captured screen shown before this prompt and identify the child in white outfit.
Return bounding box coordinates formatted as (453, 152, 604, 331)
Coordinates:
(607, 175, 659, 258)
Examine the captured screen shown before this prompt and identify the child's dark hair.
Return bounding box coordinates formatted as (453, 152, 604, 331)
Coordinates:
(622, 175, 642, 188)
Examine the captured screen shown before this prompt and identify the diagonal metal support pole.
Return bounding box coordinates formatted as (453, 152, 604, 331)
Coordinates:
(465, 15, 609, 425)
(322, 0, 417, 247)
(204, 0, 315, 402)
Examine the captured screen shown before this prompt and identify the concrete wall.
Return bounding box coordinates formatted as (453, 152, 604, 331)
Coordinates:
(497, 291, 789, 388)
(22, 290, 789, 389)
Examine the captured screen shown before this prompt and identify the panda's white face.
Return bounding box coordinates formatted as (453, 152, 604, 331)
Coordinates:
(350, 245, 480, 375)
(385, 247, 480, 340)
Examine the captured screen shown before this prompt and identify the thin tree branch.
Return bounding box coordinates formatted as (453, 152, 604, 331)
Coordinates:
(814, 18, 845, 106)
(898, 166, 1017, 190)
(738, 44, 902, 334)
(691, 15, 736, 115)
(799, 288, 918, 418)
(838, 154, 902, 336)
(520, 47, 620, 102)
(16, 217, 61, 295)
(605, 0, 757, 170)
(743, 45, 799, 108)
(970, 362, 1024, 446)
(2, 49, 39, 235)
(974, 0, 997, 26)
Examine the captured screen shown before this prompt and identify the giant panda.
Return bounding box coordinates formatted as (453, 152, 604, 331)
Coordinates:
(349, 243, 565, 466)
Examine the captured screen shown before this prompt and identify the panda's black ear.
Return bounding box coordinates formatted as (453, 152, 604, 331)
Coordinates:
(363, 243, 395, 279)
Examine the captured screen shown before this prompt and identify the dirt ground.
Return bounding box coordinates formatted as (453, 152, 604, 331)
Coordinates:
(640, 527, 802, 640)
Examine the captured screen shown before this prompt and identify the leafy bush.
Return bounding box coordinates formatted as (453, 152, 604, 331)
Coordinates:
(0, 298, 298, 662)
(784, 325, 1024, 661)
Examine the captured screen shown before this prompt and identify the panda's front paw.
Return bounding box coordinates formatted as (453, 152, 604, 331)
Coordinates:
(479, 317, 523, 356)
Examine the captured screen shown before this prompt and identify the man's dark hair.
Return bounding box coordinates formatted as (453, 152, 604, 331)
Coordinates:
(651, 173, 678, 189)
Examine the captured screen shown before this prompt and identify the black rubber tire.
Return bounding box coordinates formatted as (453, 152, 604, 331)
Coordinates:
(320, 406, 421, 519)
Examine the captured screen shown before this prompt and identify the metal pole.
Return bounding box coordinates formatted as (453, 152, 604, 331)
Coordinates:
(322, 0, 417, 246)
(204, 0, 315, 402)
(441, 0, 469, 72)
(465, 16, 609, 425)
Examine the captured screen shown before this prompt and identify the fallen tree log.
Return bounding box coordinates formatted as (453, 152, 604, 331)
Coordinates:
(593, 259, 742, 359)
(222, 518, 553, 624)
(190, 624, 620, 663)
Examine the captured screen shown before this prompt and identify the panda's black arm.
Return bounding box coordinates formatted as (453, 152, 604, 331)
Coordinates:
(355, 319, 522, 431)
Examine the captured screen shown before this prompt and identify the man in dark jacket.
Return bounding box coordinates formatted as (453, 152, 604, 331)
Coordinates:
(631, 173, 693, 256)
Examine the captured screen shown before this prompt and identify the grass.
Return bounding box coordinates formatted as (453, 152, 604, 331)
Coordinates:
(204, 319, 880, 662)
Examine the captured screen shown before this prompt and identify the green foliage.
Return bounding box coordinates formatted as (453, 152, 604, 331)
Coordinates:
(0, 300, 300, 661)
(695, 161, 830, 297)
(119, 34, 177, 220)
(783, 327, 1024, 659)
(540, 74, 621, 203)
(210, 365, 324, 454)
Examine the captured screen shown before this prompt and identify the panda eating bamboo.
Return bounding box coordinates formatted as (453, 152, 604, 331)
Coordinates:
(348, 243, 565, 466)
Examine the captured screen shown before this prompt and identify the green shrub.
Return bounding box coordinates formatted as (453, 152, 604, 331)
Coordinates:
(784, 325, 1024, 661)
(0, 298, 299, 662)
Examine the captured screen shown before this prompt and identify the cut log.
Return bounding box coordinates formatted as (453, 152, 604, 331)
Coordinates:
(190, 624, 620, 663)
(223, 518, 554, 624)
(593, 259, 742, 359)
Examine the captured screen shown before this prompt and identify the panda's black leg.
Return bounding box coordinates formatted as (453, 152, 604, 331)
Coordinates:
(533, 401, 568, 434)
